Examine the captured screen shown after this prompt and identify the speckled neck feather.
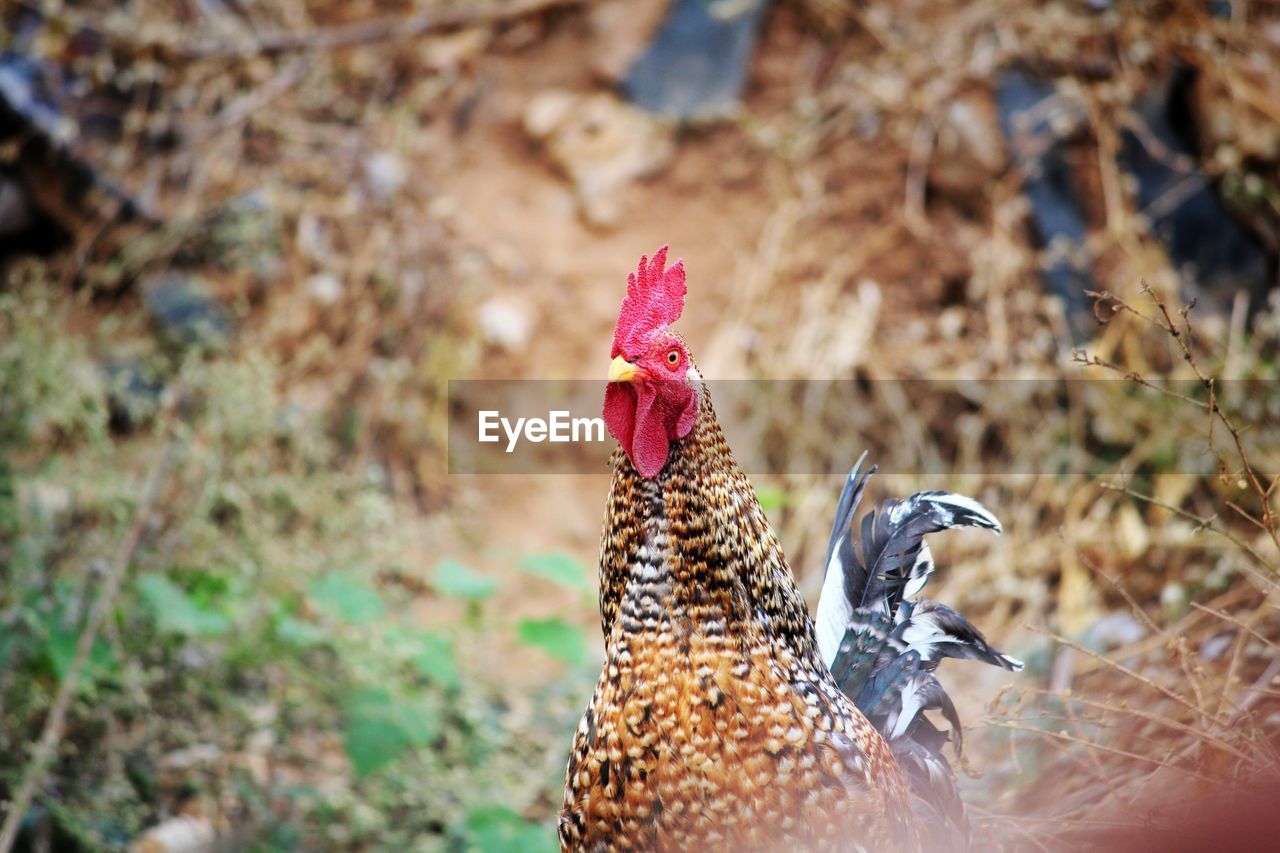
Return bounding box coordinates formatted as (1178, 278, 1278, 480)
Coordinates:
(560, 386, 916, 852)
(598, 391, 814, 651)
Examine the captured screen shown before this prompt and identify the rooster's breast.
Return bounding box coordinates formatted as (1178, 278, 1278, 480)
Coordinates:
(559, 621, 910, 852)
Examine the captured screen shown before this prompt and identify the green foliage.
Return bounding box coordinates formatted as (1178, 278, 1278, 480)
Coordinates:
(433, 560, 499, 601)
(43, 612, 117, 684)
(0, 268, 587, 850)
(405, 630, 460, 690)
(136, 573, 231, 636)
(275, 614, 328, 648)
(519, 552, 592, 594)
(460, 805, 559, 853)
(343, 687, 438, 777)
(517, 618, 588, 665)
(755, 485, 788, 513)
(309, 570, 387, 625)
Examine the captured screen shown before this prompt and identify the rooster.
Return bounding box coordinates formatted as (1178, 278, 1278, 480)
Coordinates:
(560, 247, 1020, 852)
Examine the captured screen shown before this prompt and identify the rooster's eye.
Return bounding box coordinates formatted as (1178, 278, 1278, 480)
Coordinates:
(667, 351, 680, 366)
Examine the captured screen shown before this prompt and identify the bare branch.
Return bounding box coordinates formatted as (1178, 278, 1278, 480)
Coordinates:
(990, 722, 1224, 787)
(0, 398, 183, 853)
(1024, 624, 1231, 730)
(173, 0, 579, 61)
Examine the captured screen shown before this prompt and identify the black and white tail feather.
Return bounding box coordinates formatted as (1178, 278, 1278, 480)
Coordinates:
(814, 453, 1022, 851)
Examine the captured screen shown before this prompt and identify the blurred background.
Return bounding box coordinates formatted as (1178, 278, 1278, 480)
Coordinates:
(1, 0, 1278, 850)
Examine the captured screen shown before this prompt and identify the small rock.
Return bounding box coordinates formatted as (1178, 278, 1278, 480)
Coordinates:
(427, 195, 457, 221)
(240, 727, 277, 786)
(398, 269, 426, 314)
(477, 297, 532, 351)
(1200, 633, 1233, 662)
(930, 96, 1005, 196)
(1086, 612, 1146, 651)
(306, 272, 344, 306)
(1160, 582, 1188, 620)
(937, 305, 966, 340)
(420, 26, 490, 71)
(104, 358, 165, 433)
(363, 151, 408, 202)
(176, 641, 222, 670)
(523, 89, 674, 227)
(524, 89, 577, 139)
(157, 743, 222, 772)
(142, 273, 232, 353)
(295, 212, 331, 263)
(247, 702, 278, 726)
(17, 479, 71, 520)
(246, 728, 276, 754)
(131, 815, 215, 853)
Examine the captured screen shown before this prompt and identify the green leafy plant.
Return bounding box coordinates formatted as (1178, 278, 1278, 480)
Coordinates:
(517, 618, 588, 666)
(519, 552, 592, 594)
(0, 278, 587, 849)
(343, 687, 438, 777)
(137, 573, 231, 636)
(309, 570, 388, 626)
(434, 561, 500, 601)
(460, 805, 558, 853)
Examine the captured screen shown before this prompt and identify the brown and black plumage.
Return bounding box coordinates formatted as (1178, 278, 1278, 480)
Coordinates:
(560, 247, 1017, 852)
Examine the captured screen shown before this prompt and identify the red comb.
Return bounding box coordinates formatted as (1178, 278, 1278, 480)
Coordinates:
(611, 245, 687, 359)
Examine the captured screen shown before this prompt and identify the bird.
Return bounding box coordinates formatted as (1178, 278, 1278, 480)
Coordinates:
(559, 246, 1020, 852)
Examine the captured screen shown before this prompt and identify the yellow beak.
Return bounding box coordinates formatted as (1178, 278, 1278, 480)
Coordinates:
(608, 355, 641, 383)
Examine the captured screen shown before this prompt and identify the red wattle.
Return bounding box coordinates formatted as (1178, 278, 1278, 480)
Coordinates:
(630, 390, 671, 478)
(603, 382, 636, 461)
(604, 383, 674, 478)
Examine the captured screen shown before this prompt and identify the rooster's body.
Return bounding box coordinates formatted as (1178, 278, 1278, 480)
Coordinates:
(562, 393, 912, 850)
(560, 248, 1019, 852)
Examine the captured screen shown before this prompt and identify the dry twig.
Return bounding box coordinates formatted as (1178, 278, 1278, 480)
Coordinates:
(0, 397, 183, 853)
(1025, 625, 1231, 729)
(1100, 482, 1278, 580)
(990, 722, 1224, 787)
(174, 0, 579, 60)
(1079, 285, 1280, 557)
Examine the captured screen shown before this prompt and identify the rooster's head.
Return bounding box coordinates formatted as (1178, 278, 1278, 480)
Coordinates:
(603, 246, 701, 478)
